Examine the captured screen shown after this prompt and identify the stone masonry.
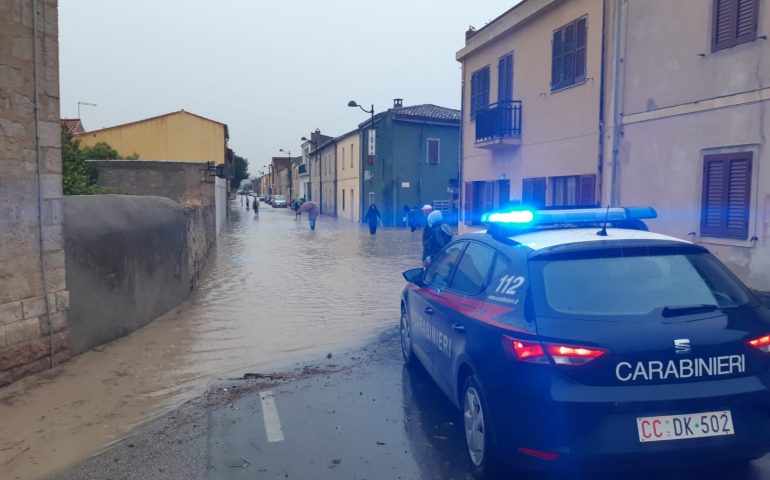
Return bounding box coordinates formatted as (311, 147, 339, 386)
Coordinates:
(0, 0, 69, 386)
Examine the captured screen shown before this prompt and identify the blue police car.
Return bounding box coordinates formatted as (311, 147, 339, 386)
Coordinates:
(400, 207, 770, 477)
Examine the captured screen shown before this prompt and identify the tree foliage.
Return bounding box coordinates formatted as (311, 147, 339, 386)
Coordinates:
(61, 127, 135, 195)
(230, 153, 249, 190)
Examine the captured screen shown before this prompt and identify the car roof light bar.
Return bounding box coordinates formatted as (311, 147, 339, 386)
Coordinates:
(482, 206, 657, 228)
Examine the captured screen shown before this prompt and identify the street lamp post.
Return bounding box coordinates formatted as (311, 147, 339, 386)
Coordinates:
(348, 100, 375, 224)
(279, 148, 292, 201)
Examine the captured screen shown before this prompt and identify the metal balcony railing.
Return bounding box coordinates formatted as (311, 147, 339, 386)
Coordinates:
(475, 100, 522, 144)
(298, 164, 307, 174)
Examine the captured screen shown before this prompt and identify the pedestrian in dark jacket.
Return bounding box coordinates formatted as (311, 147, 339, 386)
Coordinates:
(423, 210, 454, 264)
(253, 197, 259, 215)
(407, 206, 420, 232)
(365, 204, 381, 235)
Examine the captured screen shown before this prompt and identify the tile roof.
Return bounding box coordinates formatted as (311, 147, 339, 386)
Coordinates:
(392, 104, 461, 123)
(61, 118, 85, 135)
(358, 104, 461, 127)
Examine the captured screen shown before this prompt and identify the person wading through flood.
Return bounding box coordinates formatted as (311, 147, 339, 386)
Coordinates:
(423, 209, 454, 265)
(253, 196, 259, 215)
(364, 204, 382, 235)
(307, 203, 318, 230)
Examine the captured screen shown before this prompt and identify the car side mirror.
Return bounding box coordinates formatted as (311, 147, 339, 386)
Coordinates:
(402, 268, 424, 285)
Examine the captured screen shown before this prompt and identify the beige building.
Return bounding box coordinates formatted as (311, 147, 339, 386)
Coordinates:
(77, 110, 229, 164)
(319, 139, 337, 216)
(606, 0, 769, 292)
(336, 130, 361, 222)
(457, 0, 605, 230)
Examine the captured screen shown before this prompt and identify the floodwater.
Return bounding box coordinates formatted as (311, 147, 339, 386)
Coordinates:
(0, 202, 424, 480)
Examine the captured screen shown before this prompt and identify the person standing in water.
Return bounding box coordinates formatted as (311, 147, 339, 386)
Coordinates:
(364, 204, 381, 235)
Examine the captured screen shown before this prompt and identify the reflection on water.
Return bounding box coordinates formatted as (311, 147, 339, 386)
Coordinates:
(0, 206, 423, 479)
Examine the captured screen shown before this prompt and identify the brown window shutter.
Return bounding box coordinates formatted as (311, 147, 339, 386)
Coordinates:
(713, 0, 736, 51)
(736, 0, 759, 43)
(575, 18, 587, 82)
(551, 29, 563, 89)
(701, 157, 728, 234)
(725, 155, 752, 237)
(701, 152, 752, 238)
(464, 182, 474, 225)
(427, 139, 439, 164)
(562, 23, 577, 87)
(578, 174, 596, 206)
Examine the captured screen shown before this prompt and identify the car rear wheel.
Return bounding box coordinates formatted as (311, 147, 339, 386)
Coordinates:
(400, 306, 415, 365)
(463, 375, 502, 479)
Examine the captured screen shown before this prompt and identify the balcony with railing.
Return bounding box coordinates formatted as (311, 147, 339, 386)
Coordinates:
(297, 163, 307, 175)
(474, 100, 522, 149)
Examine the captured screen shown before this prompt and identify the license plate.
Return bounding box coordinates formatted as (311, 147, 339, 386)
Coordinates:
(636, 410, 734, 442)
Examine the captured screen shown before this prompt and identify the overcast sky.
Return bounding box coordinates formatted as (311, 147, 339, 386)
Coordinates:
(60, 0, 519, 174)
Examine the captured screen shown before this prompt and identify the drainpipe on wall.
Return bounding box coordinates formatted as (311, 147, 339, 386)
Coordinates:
(609, 0, 626, 207)
(458, 59, 465, 229)
(597, 0, 608, 206)
(31, 0, 55, 368)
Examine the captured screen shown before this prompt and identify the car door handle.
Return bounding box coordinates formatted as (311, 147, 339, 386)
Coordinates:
(424, 307, 434, 315)
(452, 323, 466, 333)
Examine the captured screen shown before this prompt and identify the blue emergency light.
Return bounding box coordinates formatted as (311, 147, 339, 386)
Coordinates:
(482, 206, 657, 231)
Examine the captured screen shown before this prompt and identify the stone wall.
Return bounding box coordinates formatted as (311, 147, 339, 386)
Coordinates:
(63, 195, 216, 355)
(88, 160, 215, 206)
(0, 0, 70, 386)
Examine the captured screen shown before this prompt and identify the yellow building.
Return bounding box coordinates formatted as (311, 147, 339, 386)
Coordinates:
(77, 110, 229, 163)
(336, 129, 360, 222)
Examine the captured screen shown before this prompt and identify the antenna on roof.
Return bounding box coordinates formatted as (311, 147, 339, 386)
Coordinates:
(596, 205, 611, 237)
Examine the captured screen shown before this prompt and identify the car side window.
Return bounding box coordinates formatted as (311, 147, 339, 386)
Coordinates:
(424, 242, 466, 289)
(450, 242, 496, 295)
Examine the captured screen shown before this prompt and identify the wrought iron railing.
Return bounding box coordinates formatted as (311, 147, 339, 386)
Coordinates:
(475, 100, 522, 143)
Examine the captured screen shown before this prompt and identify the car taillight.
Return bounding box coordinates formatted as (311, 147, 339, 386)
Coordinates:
(509, 338, 548, 364)
(545, 344, 607, 365)
(504, 336, 606, 366)
(747, 334, 770, 353)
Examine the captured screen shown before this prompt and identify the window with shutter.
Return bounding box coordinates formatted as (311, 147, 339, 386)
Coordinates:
(712, 0, 758, 52)
(551, 16, 588, 91)
(427, 138, 440, 165)
(700, 152, 753, 238)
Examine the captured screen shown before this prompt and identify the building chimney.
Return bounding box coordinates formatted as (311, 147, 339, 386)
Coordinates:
(393, 98, 403, 108)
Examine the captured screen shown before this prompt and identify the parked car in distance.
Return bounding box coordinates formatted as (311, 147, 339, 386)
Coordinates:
(272, 195, 287, 208)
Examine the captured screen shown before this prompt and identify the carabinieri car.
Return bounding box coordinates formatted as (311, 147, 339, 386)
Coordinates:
(399, 207, 770, 478)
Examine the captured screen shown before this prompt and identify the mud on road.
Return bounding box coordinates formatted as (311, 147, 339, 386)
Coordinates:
(54, 326, 770, 480)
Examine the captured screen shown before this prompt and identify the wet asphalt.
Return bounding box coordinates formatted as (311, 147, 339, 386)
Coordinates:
(54, 325, 770, 480)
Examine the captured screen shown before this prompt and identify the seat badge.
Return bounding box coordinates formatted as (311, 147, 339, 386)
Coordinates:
(674, 339, 691, 355)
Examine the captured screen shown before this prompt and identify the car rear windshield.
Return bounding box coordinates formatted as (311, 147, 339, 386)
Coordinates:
(529, 247, 754, 318)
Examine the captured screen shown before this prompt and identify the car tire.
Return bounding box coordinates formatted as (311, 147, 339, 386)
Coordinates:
(462, 375, 503, 480)
(400, 306, 416, 366)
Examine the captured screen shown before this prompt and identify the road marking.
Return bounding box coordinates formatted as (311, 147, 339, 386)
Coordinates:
(259, 390, 285, 443)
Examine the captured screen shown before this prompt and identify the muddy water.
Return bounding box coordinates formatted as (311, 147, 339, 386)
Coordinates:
(0, 204, 424, 479)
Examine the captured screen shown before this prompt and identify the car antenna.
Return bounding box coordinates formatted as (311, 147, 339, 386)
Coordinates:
(596, 205, 610, 237)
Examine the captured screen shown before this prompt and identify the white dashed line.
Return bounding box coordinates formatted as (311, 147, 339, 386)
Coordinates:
(259, 390, 285, 443)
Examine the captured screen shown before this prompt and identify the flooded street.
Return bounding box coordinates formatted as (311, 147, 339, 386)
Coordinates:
(0, 204, 422, 480)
